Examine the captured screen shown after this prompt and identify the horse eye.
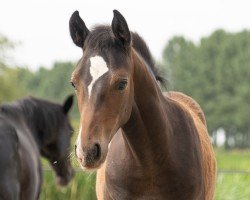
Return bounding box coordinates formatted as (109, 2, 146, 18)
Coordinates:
(117, 80, 127, 90)
(70, 81, 76, 89)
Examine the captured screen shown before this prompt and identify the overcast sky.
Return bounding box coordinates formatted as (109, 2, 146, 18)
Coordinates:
(1, 0, 250, 70)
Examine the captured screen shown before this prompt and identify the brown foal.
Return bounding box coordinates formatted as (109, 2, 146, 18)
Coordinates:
(69, 10, 216, 200)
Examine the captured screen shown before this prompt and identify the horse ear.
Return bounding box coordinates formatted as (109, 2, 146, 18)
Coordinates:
(69, 10, 89, 48)
(62, 95, 74, 114)
(112, 10, 131, 47)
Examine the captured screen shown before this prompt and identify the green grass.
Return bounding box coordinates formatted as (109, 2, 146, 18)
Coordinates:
(216, 149, 250, 170)
(214, 149, 250, 200)
(215, 174, 250, 200)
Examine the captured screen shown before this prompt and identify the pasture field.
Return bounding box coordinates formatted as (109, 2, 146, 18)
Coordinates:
(40, 148, 250, 200)
(215, 149, 250, 200)
(215, 173, 250, 200)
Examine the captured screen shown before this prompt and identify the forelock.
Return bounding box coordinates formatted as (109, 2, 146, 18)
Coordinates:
(84, 25, 127, 54)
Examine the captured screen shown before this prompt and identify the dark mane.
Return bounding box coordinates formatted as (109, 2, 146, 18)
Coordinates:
(131, 32, 166, 86)
(85, 25, 166, 86)
(0, 97, 65, 139)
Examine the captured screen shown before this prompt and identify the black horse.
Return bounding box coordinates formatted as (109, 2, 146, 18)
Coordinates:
(0, 95, 74, 200)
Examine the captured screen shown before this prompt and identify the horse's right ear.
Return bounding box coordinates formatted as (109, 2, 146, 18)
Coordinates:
(69, 11, 89, 48)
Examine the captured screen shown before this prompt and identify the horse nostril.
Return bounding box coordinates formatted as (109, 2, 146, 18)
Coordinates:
(86, 143, 101, 162)
(93, 143, 101, 159)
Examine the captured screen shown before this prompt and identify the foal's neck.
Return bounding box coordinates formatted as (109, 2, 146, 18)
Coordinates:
(122, 50, 170, 169)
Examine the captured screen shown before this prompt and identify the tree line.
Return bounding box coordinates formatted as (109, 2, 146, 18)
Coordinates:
(0, 35, 78, 116)
(1, 29, 250, 148)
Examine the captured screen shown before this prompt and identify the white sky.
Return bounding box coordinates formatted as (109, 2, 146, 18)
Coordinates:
(1, 0, 250, 70)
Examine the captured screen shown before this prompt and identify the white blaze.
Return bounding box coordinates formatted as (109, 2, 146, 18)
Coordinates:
(78, 125, 82, 142)
(88, 56, 109, 97)
(76, 125, 83, 159)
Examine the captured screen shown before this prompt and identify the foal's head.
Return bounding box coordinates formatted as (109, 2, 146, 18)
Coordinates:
(69, 10, 134, 170)
(38, 95, 74, 185)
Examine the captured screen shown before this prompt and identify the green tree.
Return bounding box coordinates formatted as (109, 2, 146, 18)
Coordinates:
(0, 34, 25, 102)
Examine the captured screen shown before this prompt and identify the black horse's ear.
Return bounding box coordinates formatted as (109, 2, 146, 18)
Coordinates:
(69, 10, 89, 48)
(112, 10, 131, 47)
(62, 95, 74, 114)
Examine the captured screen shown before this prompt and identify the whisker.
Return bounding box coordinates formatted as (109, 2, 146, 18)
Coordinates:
(67, 151, 75, 161)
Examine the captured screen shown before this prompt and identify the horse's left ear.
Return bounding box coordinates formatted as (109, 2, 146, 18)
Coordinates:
(62, 95, 74, 114)
(112, 10, 131, 47)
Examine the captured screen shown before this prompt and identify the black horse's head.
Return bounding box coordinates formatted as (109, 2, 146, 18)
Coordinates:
(29, 95, 75, 186)
(0, 95, 75, 186)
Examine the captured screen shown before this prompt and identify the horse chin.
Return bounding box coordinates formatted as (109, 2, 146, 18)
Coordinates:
(55, 167, 74, 186)
(56, 174, 72, 186)
(80, 153, 106, 172)
(86, 161, 105, 171)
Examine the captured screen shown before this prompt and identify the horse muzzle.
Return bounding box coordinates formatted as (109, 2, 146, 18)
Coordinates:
(75, 143, 103, 170)
(56, 166, 74, 186)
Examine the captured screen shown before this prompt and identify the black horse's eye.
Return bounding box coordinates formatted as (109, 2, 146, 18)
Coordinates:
(117, 80, 128, 90)
(70, 81, 76, 89)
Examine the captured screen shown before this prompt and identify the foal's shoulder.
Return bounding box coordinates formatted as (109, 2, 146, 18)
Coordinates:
(163, 91, 207, 127)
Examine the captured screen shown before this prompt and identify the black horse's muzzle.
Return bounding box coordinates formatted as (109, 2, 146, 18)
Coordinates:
(56, 166, 74, 186)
